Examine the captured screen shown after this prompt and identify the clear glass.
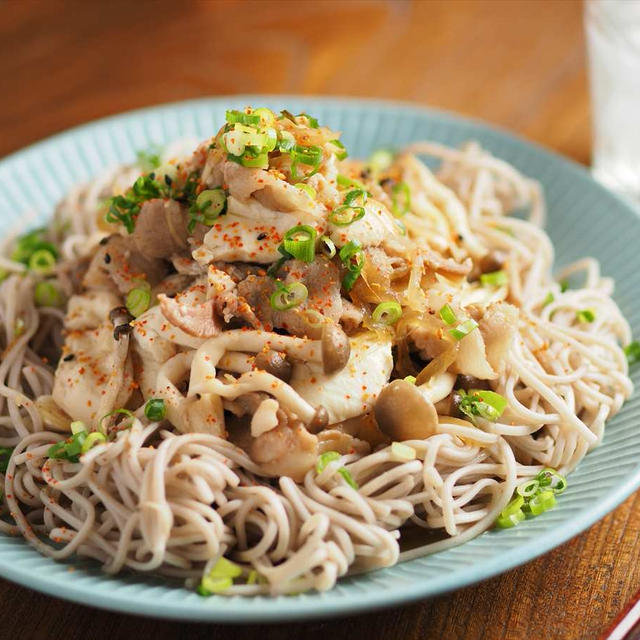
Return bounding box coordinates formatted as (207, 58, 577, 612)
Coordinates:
(586, 0, 640, 198)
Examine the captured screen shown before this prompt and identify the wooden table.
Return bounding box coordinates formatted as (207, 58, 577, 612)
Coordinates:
(1, 1, 638, 638)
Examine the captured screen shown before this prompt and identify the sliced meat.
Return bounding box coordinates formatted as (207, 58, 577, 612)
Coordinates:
(152, 273, 195, 299)
(83, 234, 168, 295)
(207, 265, 259, 326)
(236, 256, 342, 337)
(249, 413, 318, 482)
(421, 247, 472, 277)
(65, 290, 122, 331)
(223, 162, 313, 212)
(328, 197, 398, 250)
(478, 301, 518, 375)
(193, 195, 324, 265)
(289, 332, 393, 424)
(158, 295, 220, 338)
(132, 199, 190, 259)
(340, 299, 365, 334)
(53, 323, 133, 428)
(157, 277, 221, 338)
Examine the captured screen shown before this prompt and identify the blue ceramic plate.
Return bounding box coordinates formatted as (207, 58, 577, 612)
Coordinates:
(0, 97, 639, 622)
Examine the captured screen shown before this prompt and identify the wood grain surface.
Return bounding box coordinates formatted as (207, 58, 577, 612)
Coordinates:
(0, 1, 638, 639)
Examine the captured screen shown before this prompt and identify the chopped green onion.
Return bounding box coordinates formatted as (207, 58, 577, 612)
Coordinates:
(277, 130, 296, 153)
(98, 408, 135, 435)
(495, 467, 565, 530)
(560, 280, 569, 293)
(624, 341, 640, 366)
(136, 145, 162, 172)
(395, 219, 407, 236)
(269, 282, 308, 311)
(372, 301, 403, 326)
(290, 145, 323, 180)
(330, 139, 348, 160)
(295, 183, 316, 199)
(319, 235, 336, 258)
(298, 112, 319, 128)
(439, 303, 458, 325)
(330, 189, 367, 226)
(126, 285, 151, 318)
(339, 240, 365, 291)
(106, 175, 164, 233)
(228, 150, 269, 170)
(403, 375, 416, 385)
(576, 309, 595, 323)
(247, 570, 258, 585)
(11, 228, 46, 263)
(337, 467, 358, 489)
(28, 249, 56, 273)
(81, 432, 107, 453)
(209, 557, 244, 579)
(458, 389, 508, 422)
(495, 495, 526, 529)
(316, 451, 341, 473)
(195, 189, 227, 224)
(390, 442, 417, 461)
(329, 204, 366, 226)
(391, 182, 411, 217)
(368, 149, 394, 174)
(252, 107, 275, 126)
(198, 576, 232, 596)
(14, 318, 24, 337)
(449, 318, 478, 341)
(542, 292, 554, 307)
(70, 421, 85, 435)
(524, 489, 556, 516)
(480, 270, 508, 287)
(144, 398, 166, 422)
(34, 281, 63, 307)
(283, 225, 317, 263)
(536, 468, 567, 494)
(0, 447, 13, 474)
(516, 479, 540, 498)
(315, 451, 358, 488)
(337, 174, 366, 191)
(225, 109, 261, 126)
(47, 431, 87, 463)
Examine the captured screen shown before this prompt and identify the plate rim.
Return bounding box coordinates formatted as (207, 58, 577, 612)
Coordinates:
(0, 94, 639, 622)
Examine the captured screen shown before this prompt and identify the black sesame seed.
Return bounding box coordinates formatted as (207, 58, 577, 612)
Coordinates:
(257, 232, 268, 241)
(63, 353, 75, 362)
(99, 237, 109, 246)
(104, 253, 111, 264)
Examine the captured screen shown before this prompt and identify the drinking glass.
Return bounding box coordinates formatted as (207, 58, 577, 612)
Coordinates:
(586, 0, 640, 198)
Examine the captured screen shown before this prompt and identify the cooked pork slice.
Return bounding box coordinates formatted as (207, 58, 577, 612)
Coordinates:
(53, 323, 133, 428)
(236, 256, 342, 336)
(327, 197, 399, 249)
(289, 332, 393, 424)
(83, 234, 168, 295)
(207, 265, 259, 326)
(131, 199, 190, 259)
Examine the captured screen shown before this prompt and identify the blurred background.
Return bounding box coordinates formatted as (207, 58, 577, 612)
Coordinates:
(0, 0, 588, 161)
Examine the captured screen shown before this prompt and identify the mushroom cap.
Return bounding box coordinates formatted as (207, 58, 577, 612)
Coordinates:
(374, 379, 439, 441)
(254, 349, 293, 383)
(321, 323, 351, 374)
